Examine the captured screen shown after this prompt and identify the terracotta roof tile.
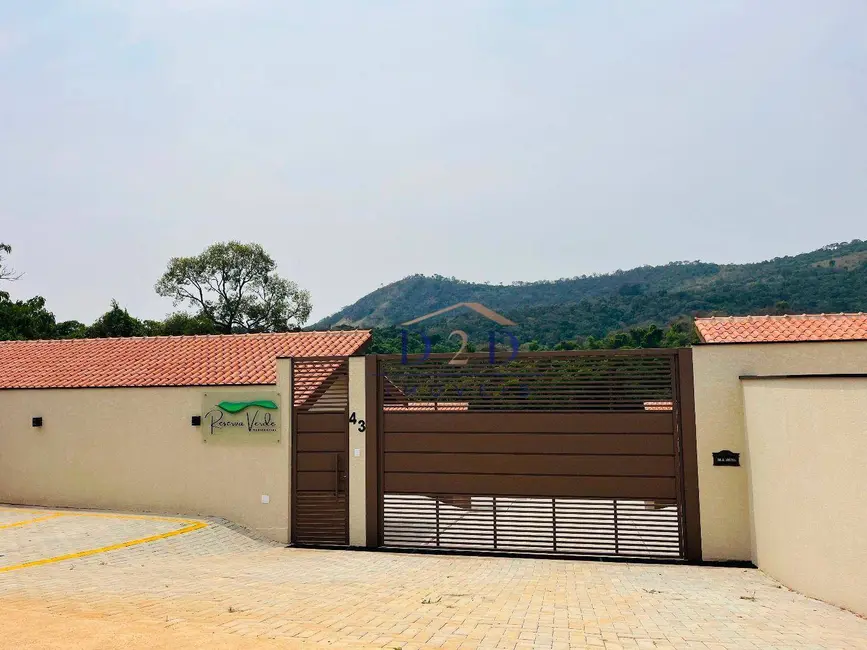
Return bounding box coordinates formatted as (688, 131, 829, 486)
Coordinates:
(0, 331, 370, 389)
(292, 359, 345, 407)
(695, 313, 867, 344)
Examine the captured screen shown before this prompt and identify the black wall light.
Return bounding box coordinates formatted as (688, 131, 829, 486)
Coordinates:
(191, 415, 201, 426)
(32, 417, 43, 427)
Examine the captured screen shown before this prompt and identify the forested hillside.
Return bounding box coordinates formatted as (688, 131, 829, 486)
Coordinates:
(4, 239, 867, 351)
(315, 240, 867, 348)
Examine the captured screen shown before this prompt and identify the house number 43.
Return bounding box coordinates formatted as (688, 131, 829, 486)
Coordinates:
(349, 412, 366, 432)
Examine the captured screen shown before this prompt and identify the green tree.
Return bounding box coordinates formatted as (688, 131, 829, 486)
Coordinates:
(774, 300, 790, 314)
(161, 312, 218, 336)
(85, 300, 146, 338)
(0, 296, 56, 340)
(55, 320, 87, 339)
(142, 320, 167, 336)
(155, 242, 312, 334)
(662, 318, 699, 347)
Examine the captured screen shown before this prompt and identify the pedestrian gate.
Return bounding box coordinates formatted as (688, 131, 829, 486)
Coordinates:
(376, 350, 700, 560)
(292, 357, 350, 545)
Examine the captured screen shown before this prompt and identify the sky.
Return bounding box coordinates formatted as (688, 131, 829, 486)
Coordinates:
(1, 1, 866, 325)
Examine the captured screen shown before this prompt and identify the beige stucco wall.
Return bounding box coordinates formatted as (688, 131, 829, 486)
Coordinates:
(743, 377, 867, 616)
(0, 380, 291, 543)
(692, 341, 867, 561)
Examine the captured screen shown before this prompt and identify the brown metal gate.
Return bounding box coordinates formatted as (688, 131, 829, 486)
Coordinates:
(292, 357, 350, 546)
(376, 349, 700, 560)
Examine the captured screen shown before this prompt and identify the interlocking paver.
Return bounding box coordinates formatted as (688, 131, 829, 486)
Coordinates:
(0, 505, 866, 649)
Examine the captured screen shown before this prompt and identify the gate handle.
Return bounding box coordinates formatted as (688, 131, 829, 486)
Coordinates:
(334, 454, 339, 497)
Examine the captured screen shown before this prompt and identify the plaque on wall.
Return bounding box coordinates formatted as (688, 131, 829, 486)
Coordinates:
(712, 449, 740, 466)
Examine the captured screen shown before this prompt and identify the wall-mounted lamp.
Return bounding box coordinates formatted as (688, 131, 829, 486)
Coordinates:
(32, 417, 43, 427)
(191, 415, 201, 426)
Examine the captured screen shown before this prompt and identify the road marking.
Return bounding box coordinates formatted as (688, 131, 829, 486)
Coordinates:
(0, 509, 208, 574)
(0, 513, 64, 530)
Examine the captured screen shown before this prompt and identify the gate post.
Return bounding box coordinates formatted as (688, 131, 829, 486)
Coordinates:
(282, 357, 294, 545)
(364, 355, 380, 547)
(678, 348, 703, 562)
(348, 356, 367, 546)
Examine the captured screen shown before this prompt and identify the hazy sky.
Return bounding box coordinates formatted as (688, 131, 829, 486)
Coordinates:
(1, 1, 865, 325)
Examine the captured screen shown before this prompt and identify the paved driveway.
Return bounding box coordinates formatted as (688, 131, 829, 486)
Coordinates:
(1, 505, 865, 649)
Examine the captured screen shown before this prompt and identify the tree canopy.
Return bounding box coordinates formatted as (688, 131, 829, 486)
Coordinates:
(85, 300, 152, 338)
(155, 241, 312, 334)
(0, 296, 56, 340)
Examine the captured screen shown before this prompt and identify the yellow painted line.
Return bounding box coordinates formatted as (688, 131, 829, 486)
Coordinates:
(0, 513, 64, 530)
(0, 519, 207, 573)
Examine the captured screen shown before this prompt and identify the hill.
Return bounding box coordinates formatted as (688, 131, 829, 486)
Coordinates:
(313, 240, 867, 348)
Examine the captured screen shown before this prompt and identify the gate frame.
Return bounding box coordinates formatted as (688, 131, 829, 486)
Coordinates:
(365, 348, 702, 561)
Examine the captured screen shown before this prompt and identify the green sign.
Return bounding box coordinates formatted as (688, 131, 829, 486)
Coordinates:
(201, 391, 281, 444)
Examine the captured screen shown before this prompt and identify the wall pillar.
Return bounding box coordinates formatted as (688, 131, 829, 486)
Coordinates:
(347, 356, 367, 546)
(277, 357, 294, 544)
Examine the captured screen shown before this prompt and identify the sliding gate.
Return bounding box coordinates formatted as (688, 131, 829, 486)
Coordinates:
(378, 350, 700, 560)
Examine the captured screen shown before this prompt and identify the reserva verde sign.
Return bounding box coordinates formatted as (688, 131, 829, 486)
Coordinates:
(201, 391, 281, 444)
